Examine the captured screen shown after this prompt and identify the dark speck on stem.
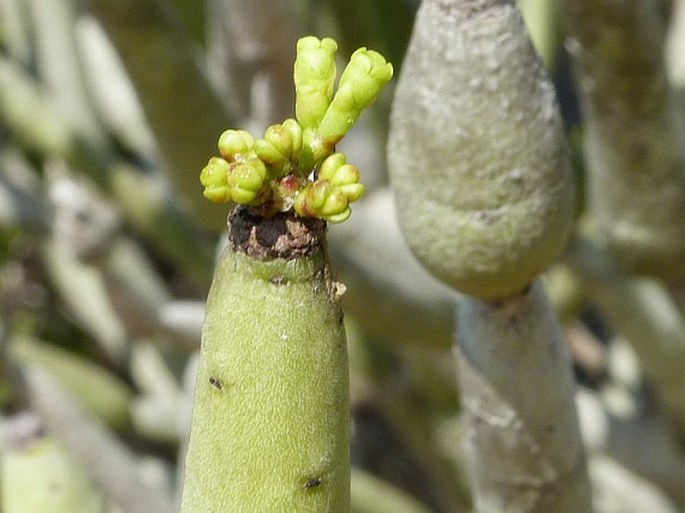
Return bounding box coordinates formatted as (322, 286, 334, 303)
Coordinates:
(303, 477, 322, 489)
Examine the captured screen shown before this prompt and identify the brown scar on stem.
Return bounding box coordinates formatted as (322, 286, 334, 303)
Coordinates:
(269, 276, 288, 286)
(483, 282, 532, 319)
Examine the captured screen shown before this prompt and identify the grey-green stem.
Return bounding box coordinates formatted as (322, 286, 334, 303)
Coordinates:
(457, 281, 592, 512)
(563, 0, 685, 278)
(388, 0, 574, 300)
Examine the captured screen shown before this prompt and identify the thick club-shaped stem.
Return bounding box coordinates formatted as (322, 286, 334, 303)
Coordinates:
(180, 208, 350, 512)
(388, 0, 574, 300)
(387, 1, 591, 511)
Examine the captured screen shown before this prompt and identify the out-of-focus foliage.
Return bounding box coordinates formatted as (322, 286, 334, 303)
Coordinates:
(0, 0, 684, 512)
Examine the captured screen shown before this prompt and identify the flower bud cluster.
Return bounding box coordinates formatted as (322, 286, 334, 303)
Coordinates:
(294, 153, 365, 223)
(200, 130, 270, 206)
(199, 36, 392, 223)
(294, 37, 337, 131)
(315, 47, 394, 145)
(295, 37, 394, 161)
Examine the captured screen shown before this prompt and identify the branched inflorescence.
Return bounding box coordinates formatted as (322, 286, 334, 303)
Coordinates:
(200, 36, 393, 223)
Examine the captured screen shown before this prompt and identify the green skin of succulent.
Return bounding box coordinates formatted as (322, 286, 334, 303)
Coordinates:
(388, 0, 574, 300)
(180, 211, 350, 512)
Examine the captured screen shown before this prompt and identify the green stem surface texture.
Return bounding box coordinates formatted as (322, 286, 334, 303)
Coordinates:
(456, 281, 592, 513)
(181, 208, 350, 512)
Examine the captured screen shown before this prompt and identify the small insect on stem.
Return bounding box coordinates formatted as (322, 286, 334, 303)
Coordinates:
(209, 376, 223, 390)
(303, 477, 322, 489)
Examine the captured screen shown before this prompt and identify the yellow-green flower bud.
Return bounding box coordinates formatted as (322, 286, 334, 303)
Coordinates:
(253, 138, 289, 174)
(320, 188, 349, 218)
(323, 209, 351, 224)
(317, 48, 393, 144)
(282, 118, 303, 156)
(331, 166, 364, 202)
(200, 157, 231, 203)
(329, 164, 360, 186)
(293, 180, 354, 223)
(264, 124, 294, 158)
(218, 129, 255, 161)
(318, 152, 347, 181)
(295, 180, 330, 216)
(228, 159, 269, 205)
(294, 37, 338, 130)
(318, 153, 364, 202)
(253, 122, 301, 178)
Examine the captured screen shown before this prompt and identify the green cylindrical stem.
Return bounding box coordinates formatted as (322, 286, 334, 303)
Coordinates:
(180, 208, 350, 512)
(456, 281, 592, 513)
